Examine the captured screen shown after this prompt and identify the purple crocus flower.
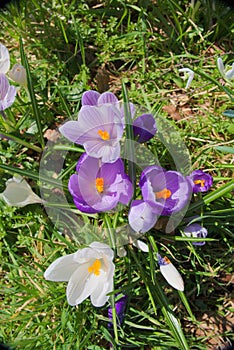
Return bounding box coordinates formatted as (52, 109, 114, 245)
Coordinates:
(183, 223, 208, 246)
(140, 166, 192, 216)
(68, 153, 133, 213)
(59, 103, 124, 163)
(108, 294, 128, 329)
(128, 166, 192, 233)
(187, 170, 213, 193)
(133, 113, 157, 143)
(0, 73, 16, 111)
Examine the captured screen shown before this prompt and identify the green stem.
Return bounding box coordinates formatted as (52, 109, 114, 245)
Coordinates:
(0, 131, 42, 153)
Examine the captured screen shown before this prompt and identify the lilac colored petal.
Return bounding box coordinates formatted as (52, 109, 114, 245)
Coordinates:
(188, 170, 213, 193)
(0, 73, 9, 100)
(0, 44, 10, 74)
(128, 200, 158, 233)
(1, 85, 17, 110)
(98, 92, 118, 105)
(133, 114, 157, 143)
(183, 223, 208, 246)
(81, 90, 100, 106)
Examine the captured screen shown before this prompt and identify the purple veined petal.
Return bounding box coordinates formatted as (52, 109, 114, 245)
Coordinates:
(0, 44, 10, 74)
(133, 114, 157, 143)
(44, 253, 79, 282)
(97, 92, 118, 105)
(107, 173, 133, 205)
(81, 90, 100, 106)
(128, 200, 158, 233)
(157, 253, 184, 291)
(2, 84, 17, 110)
(0, 73, 10, 100)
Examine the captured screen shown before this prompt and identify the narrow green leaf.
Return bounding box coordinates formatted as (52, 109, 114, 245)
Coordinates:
(20, 37, 45, 148)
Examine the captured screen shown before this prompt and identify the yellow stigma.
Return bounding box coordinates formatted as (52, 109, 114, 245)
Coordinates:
(194, 179, 205, 187)
(155, 188, 171, 199)
(98, 129, 110, 141)
(88, 259, 101, 275)
(95, 177, 104, 193)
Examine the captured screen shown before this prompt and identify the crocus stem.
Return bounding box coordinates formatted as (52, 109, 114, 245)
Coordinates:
(0, 131, 42, 153)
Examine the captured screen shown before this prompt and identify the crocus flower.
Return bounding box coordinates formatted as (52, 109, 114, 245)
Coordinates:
(108, 294, 128, 329)
(179, 67, 194, 89)
(157, 253, 184, 291)
(187, 169, 213, 193)
(44, 241, 115, 307)
(0, 73, 17, 111)
(128, 166, 192, 233)
(60, 103, 124, 163)
(0, 175, 44, 207)
(0, 44, 10, 74)
(182, 223, 208, 246)
(140, 166, 192, 216)
(132, 113, 157, 143)
(68, 153, 133, 213)
(8, 63, 27, 87)
(217, 57, 234, 80)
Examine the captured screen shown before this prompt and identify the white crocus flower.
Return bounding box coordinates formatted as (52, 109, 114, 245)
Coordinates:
(8, 64, 27, 87)
(157, 253, 184, 291)
(0, 175, 44, 207)
(217, 57, 234, 80)
(0, 43, 10, 74)
(179, 67, 194, 89)
(44, 241, 115, 307)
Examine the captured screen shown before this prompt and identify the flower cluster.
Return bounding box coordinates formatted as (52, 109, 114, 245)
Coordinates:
(42, 89, 213, 308)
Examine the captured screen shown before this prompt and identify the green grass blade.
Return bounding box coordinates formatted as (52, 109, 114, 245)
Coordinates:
(19, 38, 45, 148)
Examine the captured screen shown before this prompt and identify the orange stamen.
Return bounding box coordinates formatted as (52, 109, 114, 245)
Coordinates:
(96, 177, 104, 193)
(155, 188, 171, 199)
(98, 130, 110, 141)
(88, 259, 101, 275)
(194, 179, 205, 187)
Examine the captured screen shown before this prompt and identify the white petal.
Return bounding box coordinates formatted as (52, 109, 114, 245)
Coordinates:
(217, 57, 225, 78)
(179, 68, 194, 89)
(44, 253, 78, 281)
(133, 240, 149, 252)
(1, 175, 44, 207)
(67, 265, 98, 306)
(225, 63, 234, 80)
(89, 241, 114, 259)
(160, 262, 184, 291)
(90, 271, 112, 307)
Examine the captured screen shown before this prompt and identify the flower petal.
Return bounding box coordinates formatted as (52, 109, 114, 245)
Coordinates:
(98, 92, 118, 105)
(66, 263, 96, 305)
(0, 44, 10, 74)
(82, 90, 100, 106)
(157, 254, 184, 291)
(44, 253, 79, 281)
(128, 200, 158, 233)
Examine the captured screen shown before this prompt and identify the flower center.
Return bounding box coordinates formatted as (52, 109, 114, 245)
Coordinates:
(95, 177, 104, 193)
(98, 129, 110, 141)
(194, 179, 205, 187)
(155, 188, 171, 199)
(88, 259, 101, 275)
